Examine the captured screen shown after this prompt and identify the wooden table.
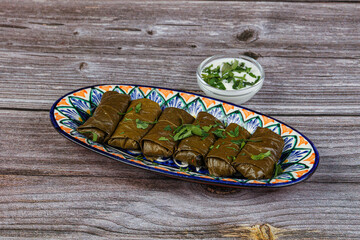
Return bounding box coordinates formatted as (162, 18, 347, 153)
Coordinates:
(1, 1, 359, 239)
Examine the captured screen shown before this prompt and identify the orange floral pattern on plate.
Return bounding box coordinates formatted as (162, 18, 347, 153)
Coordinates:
(262, 116, 275, 126)
(281, 124, 293, 135)
(60, 126, 72, 133)
(199, 175, 215, 180)
(293, 169, 310, 178)
(222, 178, 238, 183)
(139, 87, 152, 95)
(93, 145, 105, 151)
(249, 180, 267, 184)
(302, 153, 315, 165)
(73, 89, 87, 98)
(58, 99, 70, 107)
(201, 97, 216, 108)
(158, 89, 174, 98)
(241, 109, 255, 120)
(51, 85, 318, 188)
(270, 179, 290, 184)
(180, 93, 194, 102)
(154, 166, 169, 171)
(119, 85, 133, 94)
(222, 103, 235, 113)
(98, 85, 113, 91)
(130, 159, 144, 165)
(298, 135, 308, 146)
(55, 112, 65, 121)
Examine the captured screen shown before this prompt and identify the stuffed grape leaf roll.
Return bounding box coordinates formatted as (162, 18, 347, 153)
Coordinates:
(232, 127, 285, 179)
(76, 91, 131, 143)
(173, 112, 224, 167)
(140, 107, 194, 161)
(108, 98, 161, 150)
(205, 123, 250, 177)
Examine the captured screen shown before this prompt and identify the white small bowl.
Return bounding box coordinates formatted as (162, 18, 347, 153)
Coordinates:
(197, 55, 265, 105)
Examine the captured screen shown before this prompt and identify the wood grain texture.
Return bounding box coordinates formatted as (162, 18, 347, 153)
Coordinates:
(0, 1, 359, 115)
(0, 110, 359, 239)
(0, 0, 359, 58)
(1, 176, 359, 239)
(1, 110, 360, 183)
(1, 0, 359, 239)
(1, 52, 360, 116)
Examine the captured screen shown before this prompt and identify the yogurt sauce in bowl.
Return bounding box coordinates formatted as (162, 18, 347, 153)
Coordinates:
(202, 58, 262, 90)
(197, 55, 265, 104)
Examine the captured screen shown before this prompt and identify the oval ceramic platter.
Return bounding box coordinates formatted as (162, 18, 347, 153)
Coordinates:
(50, 84, 319, 188)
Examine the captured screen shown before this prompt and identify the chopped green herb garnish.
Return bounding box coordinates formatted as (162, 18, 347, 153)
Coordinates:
(118, 107, 133, 115)
(221, 62, 232, 74)
(135, 103, 142, 113)
(233, 80, 240, 89)
(217, 82, 226, 90)
(273, 164, 283, 178)
(216, 144, 221, 149)
(164, 125, 172, 131)
(227, 126, 239, 138)
(81, 131, 99, 142)
(201, 59, 261, 90)
(209, 145, 214, 150)
(179, 167, 190, 172)
(231, 139, 262, 145)
(159, 137, 169, 141)
(191, 125, 204, 136)
(172, 124, 209, 141)
(231, 59, 239, 70)
(214, 122, 223, 127)
(201, 132, 209, 140)
(227, 156, 236, 161)
(226, 146, 238, 151)
(202, 125, 212, 132)
(212, 129, 226, 139)
(135, 119, 157, 129)
(239, 153, 246, 156)
(173, 125, 193, 141)
(136, 119, 149, 129)
(202, 122, 223, 132)
(123, 117, 132, 122)
(251, 151, 271, 160)
(249, 72, 256, 78)
(92, 132, 98, 142)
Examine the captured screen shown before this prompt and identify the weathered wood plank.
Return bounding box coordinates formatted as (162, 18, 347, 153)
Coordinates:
(0, 92, 358, 238)
(1, 0, 359, 239)
(1, 1, 359, 115)
(0, 52, 359, 115)
(0, 110, 359, 183)
(1, 107, 359, 240)
(0, 1, 359, 58)
(0, 177, 359, 239)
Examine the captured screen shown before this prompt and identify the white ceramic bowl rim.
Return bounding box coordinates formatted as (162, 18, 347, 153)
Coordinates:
(196, 55, 265, 95)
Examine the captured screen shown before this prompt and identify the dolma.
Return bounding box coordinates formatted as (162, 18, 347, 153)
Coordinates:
(77, 91, 130, 143)
(108, 98, 161, 150)
(173, 112, 224, 167)
(205, 123, 250, 177)
(140, 107, 194, 161)
(232, 127, 285, 179)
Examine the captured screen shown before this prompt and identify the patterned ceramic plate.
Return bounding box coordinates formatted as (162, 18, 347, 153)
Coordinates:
(50, 84, 319, 188)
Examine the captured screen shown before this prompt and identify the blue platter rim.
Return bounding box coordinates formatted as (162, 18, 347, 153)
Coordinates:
(50, 84, 320, 188)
